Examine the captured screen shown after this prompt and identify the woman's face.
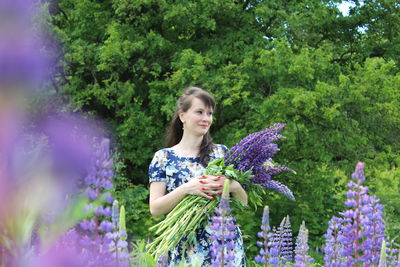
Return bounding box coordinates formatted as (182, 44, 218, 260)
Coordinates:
(179, 97, 213, 137)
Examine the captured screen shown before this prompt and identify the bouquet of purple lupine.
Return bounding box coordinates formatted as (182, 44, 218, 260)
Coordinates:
(147, 123, 295, 258)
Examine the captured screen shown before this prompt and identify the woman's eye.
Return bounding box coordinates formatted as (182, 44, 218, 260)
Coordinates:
(208, 112, 213, 116)
(196, 111, 203, 114)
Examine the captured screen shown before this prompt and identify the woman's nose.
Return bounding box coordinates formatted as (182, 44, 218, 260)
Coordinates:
(202, 114, 212, 121)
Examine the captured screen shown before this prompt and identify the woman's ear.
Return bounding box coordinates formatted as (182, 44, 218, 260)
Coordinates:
(179, 111, 185, 123)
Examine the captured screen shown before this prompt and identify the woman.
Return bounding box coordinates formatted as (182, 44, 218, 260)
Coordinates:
(148, 86, 247, 266)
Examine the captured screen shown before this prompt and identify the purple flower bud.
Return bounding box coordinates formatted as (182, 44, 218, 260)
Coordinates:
(347, 190, 357, 198)
(99, 221, 114, 232)
(94, 206, 104, 216)
(102, 179, 113, 190)
(86, 187, 98, 200)
(254, 255, 264, 263)
(80, 219, 96, 232)
(345, 199, 357, 207)
(105, 192, 114, 203)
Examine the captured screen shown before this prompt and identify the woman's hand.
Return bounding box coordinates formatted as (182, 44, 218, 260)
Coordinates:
(182, 175, 225, 199)
(228, 179, 248, 205)
(229, 180, 242, 194)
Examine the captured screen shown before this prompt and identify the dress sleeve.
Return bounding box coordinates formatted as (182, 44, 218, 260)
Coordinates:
(211, 144, 229, 160)
(220, 144, 229, 155)
(148, 150, 167, 183)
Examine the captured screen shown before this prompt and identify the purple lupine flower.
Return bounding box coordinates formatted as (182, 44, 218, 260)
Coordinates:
(80, 138, 115, 233)
(77, 138, 123, 265)
(269, 226, 281, 265)
(224, 123, 295, 200)
(104, 200, 131, 266)
(294, 221, 314, 267)
(254, 206, 271, 265)
(0, 1, 126, 266)
(210, 180, 237, 267)
(276, 215, 293, 265)
(324, 216, 346, 266)
(266, 215, 294, 265)
(361, 195, 385, 264)
(386, 240, 400, 266)
(99, 220, 114, 232)
(226, 124, 285, 168)
(80, 218, 96, 232)
(333, 162, 386, 266)
(105, 192, 114, 203)
(281, 215, 294, 264)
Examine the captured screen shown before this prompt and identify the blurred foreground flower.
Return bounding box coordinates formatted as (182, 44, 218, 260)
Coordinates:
(0, 1, 119, 265)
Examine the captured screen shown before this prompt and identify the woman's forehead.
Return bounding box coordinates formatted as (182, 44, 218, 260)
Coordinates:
(190, 97, 213, 110)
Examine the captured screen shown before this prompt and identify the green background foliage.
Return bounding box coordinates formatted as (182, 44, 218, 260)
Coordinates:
(46, 0, 400, 261)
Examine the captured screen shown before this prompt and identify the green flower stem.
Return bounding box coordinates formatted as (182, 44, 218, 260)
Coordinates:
(147, 195, 219, 259)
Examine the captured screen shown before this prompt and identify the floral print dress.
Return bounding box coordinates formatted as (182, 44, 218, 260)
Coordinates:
(149, 144, 245, 266)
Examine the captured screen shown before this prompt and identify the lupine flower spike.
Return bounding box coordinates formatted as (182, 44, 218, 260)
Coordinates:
(255, 206, 271, 266)
(78, 138, 118, 263)
(294, 221, 314, 267)
(324, 216, 346, 266)
(324, 162, 386, 266)
(338, 162, 386, 266)
(268, 216, 294, 265)
(225, 123, 295, 200)
(210, 179, 236, 267)
(385, 240, 400, 266)
(80, 138, 115, 236)
(281, 215, 293, 264)
(105, 200, 130, 266)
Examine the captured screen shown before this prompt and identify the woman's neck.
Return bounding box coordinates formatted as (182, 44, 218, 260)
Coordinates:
(174, 133, 203, 157)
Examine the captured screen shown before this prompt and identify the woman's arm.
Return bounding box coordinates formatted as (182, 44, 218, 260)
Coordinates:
(149, 182, 187, 217)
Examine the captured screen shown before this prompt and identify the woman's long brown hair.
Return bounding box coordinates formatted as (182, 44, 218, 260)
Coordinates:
(165, 86, 216, 167)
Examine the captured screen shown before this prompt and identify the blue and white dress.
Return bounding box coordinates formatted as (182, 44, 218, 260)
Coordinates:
(148, 144, 245, 266)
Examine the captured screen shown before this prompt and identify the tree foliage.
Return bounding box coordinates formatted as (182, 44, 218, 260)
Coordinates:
(48, 0, 400, 256)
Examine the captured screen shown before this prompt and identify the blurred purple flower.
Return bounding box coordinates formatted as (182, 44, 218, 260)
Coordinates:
(99, 221, 114, 232)
(32, 229, 116, 267)
(0, 0, 53, 91)
(39, 114, 104, 192)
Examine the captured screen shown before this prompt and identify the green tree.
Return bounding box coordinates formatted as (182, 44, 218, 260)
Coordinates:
(48, 0, 400, 258)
